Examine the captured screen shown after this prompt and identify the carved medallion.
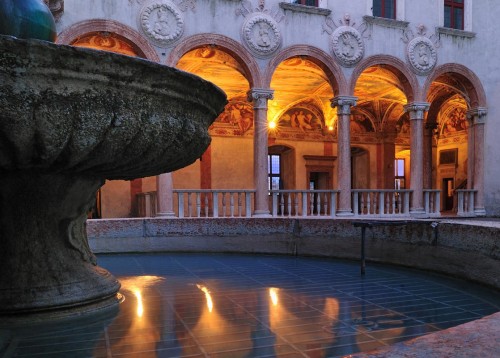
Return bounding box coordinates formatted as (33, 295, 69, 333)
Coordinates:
(241, 14, 281, 58)
(407, 37, 437, 75)
(331, 26, 364, 67)
(140, 0, 184, 47)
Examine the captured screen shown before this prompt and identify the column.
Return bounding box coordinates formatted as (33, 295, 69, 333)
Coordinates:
(466, 112, 475, 190)
(331, 96, 357, 216)
(467, 107, 488, 216)
(247, 88, 274, 216)
(156, 173, 175, 217)
(404, 102, 429, 215)
(423, 122, 437, 190)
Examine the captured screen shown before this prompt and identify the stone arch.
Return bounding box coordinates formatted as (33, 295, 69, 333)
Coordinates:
(264, 45, 347, 96)
(57, 19, 160, 62)
(350, 55, 419, 102)
(167, 33, 261, 88)
(423, 63, 487, 108)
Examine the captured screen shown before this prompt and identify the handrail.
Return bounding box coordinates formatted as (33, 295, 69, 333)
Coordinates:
(269, 190, 339, 217)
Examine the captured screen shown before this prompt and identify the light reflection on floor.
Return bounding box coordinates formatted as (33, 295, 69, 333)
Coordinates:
(3, 253, 499, 357)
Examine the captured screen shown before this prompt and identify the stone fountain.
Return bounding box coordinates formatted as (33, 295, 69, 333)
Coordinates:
(0, 34, 226, 314)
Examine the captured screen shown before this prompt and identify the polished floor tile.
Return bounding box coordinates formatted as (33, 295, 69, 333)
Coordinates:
(2, 253, 499, 357)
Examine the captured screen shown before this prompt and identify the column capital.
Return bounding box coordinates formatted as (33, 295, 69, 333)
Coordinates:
(330, 96, 357, 115)
(466, 107, 488, 124)
(404, 102, 429, 120)
(247, 88, 274, 109)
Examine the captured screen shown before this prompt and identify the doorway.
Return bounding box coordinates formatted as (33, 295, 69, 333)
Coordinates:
(442, 178, 454, 211)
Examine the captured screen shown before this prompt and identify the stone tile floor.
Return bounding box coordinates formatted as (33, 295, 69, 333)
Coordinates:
(4, 253, 499, 357)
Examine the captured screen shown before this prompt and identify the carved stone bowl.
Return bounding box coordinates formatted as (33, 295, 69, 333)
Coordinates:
(0, 35, 226, 313)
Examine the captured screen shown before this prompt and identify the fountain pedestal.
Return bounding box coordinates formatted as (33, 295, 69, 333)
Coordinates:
(0, 35, 226, 314)
(0, 172, 119, 312)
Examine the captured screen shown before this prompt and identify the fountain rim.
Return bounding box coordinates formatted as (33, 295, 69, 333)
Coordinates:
(0, 34, 228, 108)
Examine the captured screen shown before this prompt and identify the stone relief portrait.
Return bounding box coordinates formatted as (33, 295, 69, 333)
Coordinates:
(331, 27, 364, 67)
(242, 15, 281, 57)
(407, 37, 437, 75)
(140, 0, 184, 47)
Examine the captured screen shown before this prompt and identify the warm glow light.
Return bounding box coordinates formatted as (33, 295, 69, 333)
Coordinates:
(328, 125, 334, 131)
(134, 289, 144, 317)
(268, 121, 277, 129)
(197, 284, 213, 313)
(269, 287, 279, 306)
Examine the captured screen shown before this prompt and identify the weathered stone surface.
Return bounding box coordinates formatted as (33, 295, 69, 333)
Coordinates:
(0, 35, 226, 312)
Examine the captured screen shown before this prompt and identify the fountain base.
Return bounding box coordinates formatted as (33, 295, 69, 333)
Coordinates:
(0, 172, 120, 313)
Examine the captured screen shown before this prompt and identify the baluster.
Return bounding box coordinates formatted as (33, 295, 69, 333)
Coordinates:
(309, 192, 314, 216)
(435, 191, 440, 215)
(213, 191, 219, 218)
(246, 191, 253, 218)
(330, 192, 336, 217)
(366, 193, 372, 215)
(237, 192, 242, 217)
(195, 193, 201, 217)
(378, 191, 385, 215)
(353, 192, 359, 216)
(280, 192, 285, 216)
(315, 192, 321, 216)
(230, 192, 235, 217)
(404, 192, 410, 214)
(468, 191, 475, 214)
(177, 192, 183, 218)
(272, 192, 278, 216)
(301, 191, 308, 217)
(221, 192, 227, 217)
(204, 193, 209, 217)
(322, 193, 328, 216)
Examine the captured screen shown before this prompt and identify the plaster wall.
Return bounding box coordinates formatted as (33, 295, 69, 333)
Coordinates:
(100, 180, 131, 218)
(211, 136, 254, 189)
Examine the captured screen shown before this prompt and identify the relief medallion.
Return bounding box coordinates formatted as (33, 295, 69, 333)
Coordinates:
(331, 26, 364, 67)
(241, 14, 281, 58)
(407, 36, 437, 75)
(140, 0, 184, 47)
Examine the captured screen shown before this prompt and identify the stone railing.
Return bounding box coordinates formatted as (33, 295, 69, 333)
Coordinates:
(455, 189, 477, 216)
(352, 189, 412, 216)
(136, 191, 157, 217)
(424, 189, 441, 216)
(269, 190, 339, 217)
(137, 188, 449, 218)
(174, 190, 254, 218)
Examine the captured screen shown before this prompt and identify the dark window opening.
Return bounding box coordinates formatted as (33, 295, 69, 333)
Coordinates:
(268, 154, 281, 191)
(373, 0, 396, 19)
(293, 0, 319, 6)
(444, 0, 464, 29)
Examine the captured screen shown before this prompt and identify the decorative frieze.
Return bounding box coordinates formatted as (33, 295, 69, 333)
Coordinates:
(139, 0, 184, 47)
(236, 0, 284, 58)
(323, 14, 370, 67)
(402, 24, 439, 75)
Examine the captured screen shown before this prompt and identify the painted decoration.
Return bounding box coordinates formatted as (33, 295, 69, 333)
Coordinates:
(216, 100, 254, 135)
(443, 108, 467, 134)
(279, 108, 324, 131)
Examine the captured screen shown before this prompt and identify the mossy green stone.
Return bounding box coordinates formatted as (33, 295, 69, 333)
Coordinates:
(0, 0, 56, 42)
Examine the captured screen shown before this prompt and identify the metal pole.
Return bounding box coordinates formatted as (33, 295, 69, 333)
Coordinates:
(361, 226, 366, 275)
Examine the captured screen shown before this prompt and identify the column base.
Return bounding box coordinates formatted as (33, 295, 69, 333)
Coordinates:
(474, 207, 487, 216)
(410, 208, 427, 218)
(253, 210, 271, 218)
(336, 210, 354, 217)
(156, 211, 176, 217)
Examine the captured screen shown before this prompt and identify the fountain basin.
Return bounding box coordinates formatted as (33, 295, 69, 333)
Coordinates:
(0, 35, 227, 313)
